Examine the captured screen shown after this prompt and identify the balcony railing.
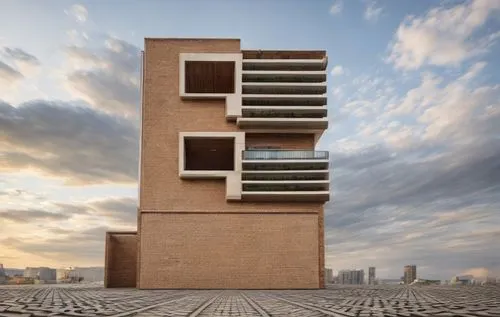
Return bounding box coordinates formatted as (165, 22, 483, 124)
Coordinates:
(242, 150, 329, 160)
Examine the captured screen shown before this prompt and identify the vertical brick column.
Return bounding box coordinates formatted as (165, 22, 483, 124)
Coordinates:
(318, 208, 325, 288)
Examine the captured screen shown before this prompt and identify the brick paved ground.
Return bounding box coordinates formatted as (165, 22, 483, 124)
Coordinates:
(0, 284, 499, 316)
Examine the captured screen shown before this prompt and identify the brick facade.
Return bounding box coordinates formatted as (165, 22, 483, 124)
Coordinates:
(139, 213, 319, 289)
(104, 233, 137, 288)
(105, 38, 327, 289)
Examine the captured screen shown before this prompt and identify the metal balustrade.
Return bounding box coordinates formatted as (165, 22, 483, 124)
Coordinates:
(242, 150, 329, 160)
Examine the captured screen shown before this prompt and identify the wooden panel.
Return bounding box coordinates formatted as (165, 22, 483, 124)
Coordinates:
(184, 137, 234, 171)
(185, 61, 235, 93)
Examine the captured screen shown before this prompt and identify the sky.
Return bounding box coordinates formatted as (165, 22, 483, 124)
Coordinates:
(0, 0, 499, 281)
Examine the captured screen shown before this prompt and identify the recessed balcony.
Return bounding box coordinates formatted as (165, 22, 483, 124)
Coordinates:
(242, 150, 329, 171)
(242, 94, 327, 106)
(241, 106, 327, 118)
(242, 170, 329, 181)
(242, 180, 329, 191)
(239, 105, 328, 129)
(237, 117, 328, 129)
(242, 70, 327, 83)
(241, 191, 330, 202)
(240, 150, 330, 202)
(242, 82, 327, 95)
(243, 59, 327, 71)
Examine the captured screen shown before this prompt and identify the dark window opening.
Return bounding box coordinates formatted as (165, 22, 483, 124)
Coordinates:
(184, 137, 235, 171)
(185, 61, 235, 94)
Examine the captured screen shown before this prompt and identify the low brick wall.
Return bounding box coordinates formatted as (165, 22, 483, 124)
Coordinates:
(105, 232, 137, 288)
(138, 212, 320, 289)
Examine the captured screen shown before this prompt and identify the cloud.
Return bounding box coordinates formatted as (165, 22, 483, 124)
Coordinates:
(2, 235, 104, 265)
(52, 196, 137, 226)
(63, 37, 140, 118)
(331, 65, 346, 76)
(0, 60, 23, 86)
(67, 70, 139, 117)
(66, 30, 89, 46)
(364, 1, 383, 22)
(329, 0, 343, 15)
(87, 197, 137, 224)
(65, 4, 88, 23)
(0, 196, 137, 266)
(387, 0, 500, 70)
(461, 267, 500, 279)
(2, 48, 39, 66)
(384, 62, 499, 144)
(0, 189, 44, 199)
(325, 60, 500, 279)
(0, 100, 139, 185)
(0, 47, 40, 88)
(0, 209, 71, 223)
(1, 195, 136, 227)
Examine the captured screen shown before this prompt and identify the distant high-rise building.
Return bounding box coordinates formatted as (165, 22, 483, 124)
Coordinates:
(74, 267, 104, 282)
(325, 268, 333, 284)
(23, 267, 39, 279)
(0, 264, 6, 284)
(339, 270, 364, 285)
(368, 267, 376, 285)
(404, 265, 417, 284)
(24, 267, 56, 281)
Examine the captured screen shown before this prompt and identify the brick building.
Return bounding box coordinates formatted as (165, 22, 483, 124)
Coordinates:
(404, 265, 417, 284)
(105, 38, 330, 289)
(368, 267, 376, 285)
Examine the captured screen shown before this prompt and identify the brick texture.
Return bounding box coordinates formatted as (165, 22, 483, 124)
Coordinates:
(135, 38, 326, 290)
(140, 39, 323, 213)
(318, 207, 325, 288)
(245, 133, 315, 149)
(139, 213, 319, 289)
(105, 233, 137, 288)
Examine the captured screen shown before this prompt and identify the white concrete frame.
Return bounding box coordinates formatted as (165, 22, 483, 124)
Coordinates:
(179, 131, 245, 201)
(179, 53, 242, 120)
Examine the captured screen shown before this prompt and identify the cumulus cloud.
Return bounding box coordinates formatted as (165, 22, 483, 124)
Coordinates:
(326, 58, 500, 278)
(0, 209, 71, 223)
(387, 0, 500, 70)
(330, 0, 342, 15)
(0, 100, 139, 185)
(1, 196, 136, 266)
(66, 29, 89, 46)
(2, 48, 39, 65)
(3, 235, 104, 265)
(364, 1, 383, 22)
(383, 62, 499, 144)
(0, 47, 40, 90)
(331, 65, 346, 76)
(1, 196, 136, 226)
(87, 197, 137, 224)
(327, 141, 500, 278)
(63, 37, 141, 118)
(65, 4, 88, 23)
(0, 60, 23, 86)
(0, 189, 46, 202)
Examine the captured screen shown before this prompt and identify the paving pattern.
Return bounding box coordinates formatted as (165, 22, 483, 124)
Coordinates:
(0, 284, 499, 317)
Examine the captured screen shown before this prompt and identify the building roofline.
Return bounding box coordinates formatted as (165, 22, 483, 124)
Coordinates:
(106, 231, 137, 235)
(144, 37, 241, 41)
